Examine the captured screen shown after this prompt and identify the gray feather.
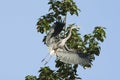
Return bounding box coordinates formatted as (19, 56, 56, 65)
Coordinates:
(56, 48, 92, 66)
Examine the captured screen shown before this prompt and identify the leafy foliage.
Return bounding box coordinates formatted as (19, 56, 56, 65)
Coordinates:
(25, 75, 37, 80)
(26, 0, 106, 80)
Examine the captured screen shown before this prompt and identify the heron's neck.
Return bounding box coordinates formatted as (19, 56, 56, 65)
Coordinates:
(58, 28, 72, 47)
(64, 28, 73, 41)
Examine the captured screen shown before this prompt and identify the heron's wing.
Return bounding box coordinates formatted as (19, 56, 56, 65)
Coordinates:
(56, 49, 92, 66)
(46, 22, 65, 46)
(51, 22, 65, 37)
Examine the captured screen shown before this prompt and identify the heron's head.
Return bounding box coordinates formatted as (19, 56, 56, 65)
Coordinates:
(70, 25, 80, 30)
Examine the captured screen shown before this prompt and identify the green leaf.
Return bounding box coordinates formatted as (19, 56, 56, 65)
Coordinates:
(25, 75, 37, 80)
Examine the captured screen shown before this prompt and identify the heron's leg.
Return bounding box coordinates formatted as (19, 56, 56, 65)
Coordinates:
(41, 53, 49, 62)
(64, 44, 73, 51)
(64, 44, 70, 51)
(44, 56, 52, 65)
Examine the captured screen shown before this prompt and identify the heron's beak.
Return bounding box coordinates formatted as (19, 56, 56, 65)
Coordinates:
(76, 26, 80, 30)
(77, 27, 80, 30)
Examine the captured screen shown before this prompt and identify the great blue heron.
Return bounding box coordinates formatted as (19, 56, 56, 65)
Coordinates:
(44, 22, 92, 67)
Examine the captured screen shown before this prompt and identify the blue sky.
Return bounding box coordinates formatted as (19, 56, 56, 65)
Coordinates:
(0, 0, 120, 80)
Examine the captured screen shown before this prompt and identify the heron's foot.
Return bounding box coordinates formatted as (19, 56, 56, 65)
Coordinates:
(41, 55, 51, 65)
(44, 61, 48, 65)
(41, 58, 48, 65)
(41, 58, 45, 62)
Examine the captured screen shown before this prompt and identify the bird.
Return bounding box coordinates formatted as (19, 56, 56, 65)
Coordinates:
(44, 22, 92, 67)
